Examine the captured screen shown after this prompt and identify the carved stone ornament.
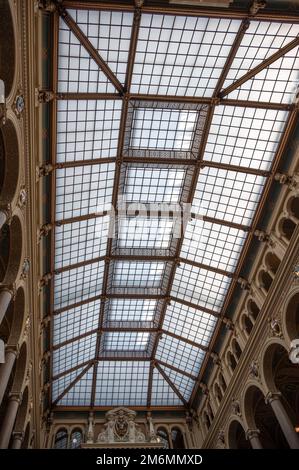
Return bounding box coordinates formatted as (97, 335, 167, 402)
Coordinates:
(215, 429, 226, 449)
(293, 263, 299, 281)
(97, 408, 148, 444)
(14, 93, 25, 117)
(269, 317, 282, 338)
(21, 258, 30, 280)
(231, 398, 241, 417)
(249, 360, 259, 379)
(18, 187, 27, 209)
(249, 0, 267, 16)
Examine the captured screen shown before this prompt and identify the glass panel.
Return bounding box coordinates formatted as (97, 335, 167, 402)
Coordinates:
(58, 367, 94, 406)
(223, 21, 299, 88)
(57, 100, 122, 162)
(227, 47, 299, 104)
(70, 429, 83, 449)
(159, 363, 195, 400)
(70, 9, 134, 85)
(118, 216, 174, 249)
(111, 261, 165, 288)
(156, 334, 205, 375)
(58, 18, 115, 93)
(52, 366, 86, 401)
(54, 429, 68, 449)
(123, 166, 185, 203)
(56, 163, 115, 220)
(204, 106, 288, 171)
(130, 108, 198, 151)
(53, 299, 100, 346)
(54, 260, 105, 310)
(131, 15, 240, 96)
(192, 167, 265, 225)
(151, 367, 182, 406)
(163, 300, 217, 347)
(106, 298, 157, 322)
(180, 219, 247, 272)
(53, 334, 97, 377)
(102, 332, 150, 351)
(94, 361, 150, 406)
(55, 216, 109, 269)
(171, 263, 231, 312)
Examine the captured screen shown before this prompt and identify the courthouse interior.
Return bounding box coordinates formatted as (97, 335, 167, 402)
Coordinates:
(0, 0, 299, 449)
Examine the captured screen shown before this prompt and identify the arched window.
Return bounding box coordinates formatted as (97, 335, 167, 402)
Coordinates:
(171, 427, 185, 449)
(69, 428, 83, 449)
(214, 383, 222, 404)
(54, 428, 68, 449)
(247, 299, 259, 320)
(157, 428, 170, 449)
(219, 372, 226, 393)
(232, 339, 242, 360)
(243, 314, 253, 335)
(227, 351, 237, 372)
(280, 218, 296, 241)
(260, 270, 272, 292)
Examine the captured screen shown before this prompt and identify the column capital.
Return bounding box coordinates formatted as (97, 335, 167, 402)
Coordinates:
(246, 428, 260, 440)
(265, 391, 281, 405)
(5, 344, 19, 357)
(12, 431, 24, 441)
(8, 391, 23, 404)
(0, 284, 16, 299)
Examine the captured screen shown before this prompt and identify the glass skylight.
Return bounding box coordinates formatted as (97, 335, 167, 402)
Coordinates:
(51, 5, 295, 409)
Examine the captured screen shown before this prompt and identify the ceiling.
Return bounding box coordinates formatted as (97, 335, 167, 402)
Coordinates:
(48, 0, 299, 410)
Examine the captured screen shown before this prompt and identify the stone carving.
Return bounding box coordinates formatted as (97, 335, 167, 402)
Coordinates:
(18, 187, 27, 209)
(269, 317, 282, 338)
(249, 360, 259, 379)
(97, 408, 147, 443)
(231, 398, 241, 417)
(215, 429, 226, 449)
(86, 412, 94, 444)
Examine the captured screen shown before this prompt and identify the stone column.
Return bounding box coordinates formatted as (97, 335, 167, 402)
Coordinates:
(0, 392, 22, 448)
(0, 288, 13, 325)
(265, 392, 299, 449)
(11, 431, 24, 449)
(246, 429, 263, 449)
(0, 346, 18, 405)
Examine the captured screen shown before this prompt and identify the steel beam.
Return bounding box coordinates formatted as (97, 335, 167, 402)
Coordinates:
(52, 363, 93, 406)
(156, 360, 198, 381)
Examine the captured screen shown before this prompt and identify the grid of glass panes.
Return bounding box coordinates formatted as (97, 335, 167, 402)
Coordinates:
(131, 14, 241, 96)
(192, 167, 265, 225)
(111, 261, 166, 288)
(130, 108, 198, 151)
(123, 166, 186, 204)
(223, 21, 299, 89)
(102, 332, 150, 351)
(105, 298, 157, 322)
(171, 263, 232, 312)
(58, 367, 94, 406)
(55, 216, 109, 269)
(163, 301, 217, 347)
(55, 163, 115, 220)
(204, 106, 288, 171)
(117, 216, 174, 250)
(53, 299, 100, 346)
(180, 219, 247, 272)
(52, 334, 97, 377)
(159, 363, 195, 399)
(57, 99, 122, 162)
(58, 17, 115, 93)
(54, 260, 105, 310)
(151, 367, 183, 406)
(156, 334, 205, 376)
(94, 361, 150, 406)
(52, 365, 87, 401)
(69, 9, 134, 85)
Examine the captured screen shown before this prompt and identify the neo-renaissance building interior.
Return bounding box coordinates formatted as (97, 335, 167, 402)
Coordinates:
(0, 0, 299, 449)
